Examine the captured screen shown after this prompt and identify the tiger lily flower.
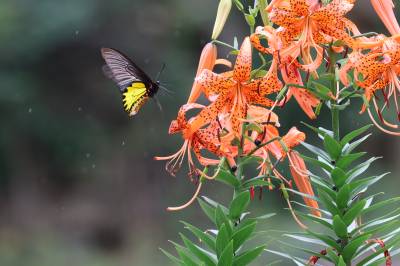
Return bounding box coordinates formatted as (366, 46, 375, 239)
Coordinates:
(266, 0, 357, 72)
(155, 103, 223, 177)
(251, 26, 320, 119)
(340, 0, 400, 135)
(250, 125, 320, 216)
(184, 37, 283, 137)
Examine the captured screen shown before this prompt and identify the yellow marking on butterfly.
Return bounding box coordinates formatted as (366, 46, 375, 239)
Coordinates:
(122, 82, 149, 116)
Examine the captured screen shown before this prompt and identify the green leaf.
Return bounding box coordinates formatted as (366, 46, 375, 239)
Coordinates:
(245, 14, 255, 26)
(333, 215, 348, 238)
(181, 221, 216, 251)
(245, 123, 263, 133)
(343, 199, 366, 226)
(323, 135, 342, 160)
(301, 122, 332, 138)
(301, 142, 331, 161)
(297, 212, 332, 230)
(233, 0, 244, 11)
(180, 233, 217, 266)
(242, 176, 272, 189)
(216, 224, 230, 258)
(229, 191, 250, 220)
(361, 197, 400, 215)
(309, 81, 333, 100)
(343, 134, 371, 155)
(202, 197, 229, 214)
(340, 124, 373, 146)
(336, 152, 366, 170)
(255, 213, 276, 220)
(331, 167, 348, 188)
(356, 235, 400, 265)
(160, 248, 183, 265)
(349, 174, 387, 194)
(337, 184, 351, 209)
(347, 157, 380, 181)
(265, 249, 307, 265)
(300, 154, 333, 171)
(171, 241, 199, 266)
(232, 221, 257, 251)
(215, 206, 232, 236)
(215, 169, 240, 188)
(198, 198, 216, 224)
(306, 230, 341, 250)
(285, 188, 320, 202)
(277, 240, 333, 262)
(217, 240, 233, 266)
(233, 245, 266, 266)
(342, 234, 372, 262)
(326, 248, 339, 264)
(284, 233, 326, 246)
(338, 256, 346, 266)
(314, 182, 337, 201)
(318, 189, 340, 216)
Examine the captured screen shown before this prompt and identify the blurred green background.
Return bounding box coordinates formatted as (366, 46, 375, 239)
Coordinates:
(0, 0, 399, 265)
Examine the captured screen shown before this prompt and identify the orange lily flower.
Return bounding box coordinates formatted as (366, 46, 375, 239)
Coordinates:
(250, 26, 320, 119)
(266, 0, 357, 72)
(185, 37, 283, 137)
(249, 125, 320, 217)
(155, 103, 222, 176)
(340, 0, 400, 135)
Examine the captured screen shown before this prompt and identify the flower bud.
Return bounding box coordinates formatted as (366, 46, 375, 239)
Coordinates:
(211, 0, 232, 40)
(187, 43, 217, 103)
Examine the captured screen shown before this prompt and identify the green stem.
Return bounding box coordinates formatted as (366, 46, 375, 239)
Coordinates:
(328, 47, 340, 141)
(331, 105, 340, 141)
(328, 46, 350, 266)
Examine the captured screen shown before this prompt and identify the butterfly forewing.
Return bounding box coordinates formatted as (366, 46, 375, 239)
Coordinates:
(101, 48, 152, 91)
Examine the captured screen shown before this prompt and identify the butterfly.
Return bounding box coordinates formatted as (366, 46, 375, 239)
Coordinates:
(101, 47, 161, 116)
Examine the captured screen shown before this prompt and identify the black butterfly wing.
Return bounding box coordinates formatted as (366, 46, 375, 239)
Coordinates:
(101, 47, 153, 91)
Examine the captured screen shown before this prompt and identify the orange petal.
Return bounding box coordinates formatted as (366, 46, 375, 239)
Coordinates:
(283, 127, 306, 149)
(187, 43, 217, 103)
(288, 151, 321, 217)
(196, 69, 235, 96)
(233, 37, 252, 82)
(370, 0, 400, 36)
(247, 72, 283, 96)
(186, 93, 231, 137)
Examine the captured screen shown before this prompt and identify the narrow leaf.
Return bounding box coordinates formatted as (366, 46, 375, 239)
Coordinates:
(229, 191, 250, 220)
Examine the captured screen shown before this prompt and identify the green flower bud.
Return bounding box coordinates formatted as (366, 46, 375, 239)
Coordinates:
(211, 0, 232, 40)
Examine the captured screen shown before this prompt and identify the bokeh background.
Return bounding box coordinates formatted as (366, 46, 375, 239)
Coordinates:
(0, 0, 399, 265)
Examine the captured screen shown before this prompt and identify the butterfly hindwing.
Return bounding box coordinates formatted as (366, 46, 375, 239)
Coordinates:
(122, 82, 149, 116)
(101, 47, 159, 116)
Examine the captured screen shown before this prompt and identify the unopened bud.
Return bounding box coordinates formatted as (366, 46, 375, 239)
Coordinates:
(211, 0, 232, 40)
(187, 43, 217, 103)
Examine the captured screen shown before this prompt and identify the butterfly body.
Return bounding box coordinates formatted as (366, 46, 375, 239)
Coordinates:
(101, 48, 159, 116)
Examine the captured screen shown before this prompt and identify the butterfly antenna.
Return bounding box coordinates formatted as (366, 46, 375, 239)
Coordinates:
(153, 95, 163, 112)
(160, 85, 175, 94)
(156, 63, 166, 82)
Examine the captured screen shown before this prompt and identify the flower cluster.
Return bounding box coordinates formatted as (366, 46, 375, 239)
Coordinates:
(157, 0, 400, 214)
(158, 0, 400, 265)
